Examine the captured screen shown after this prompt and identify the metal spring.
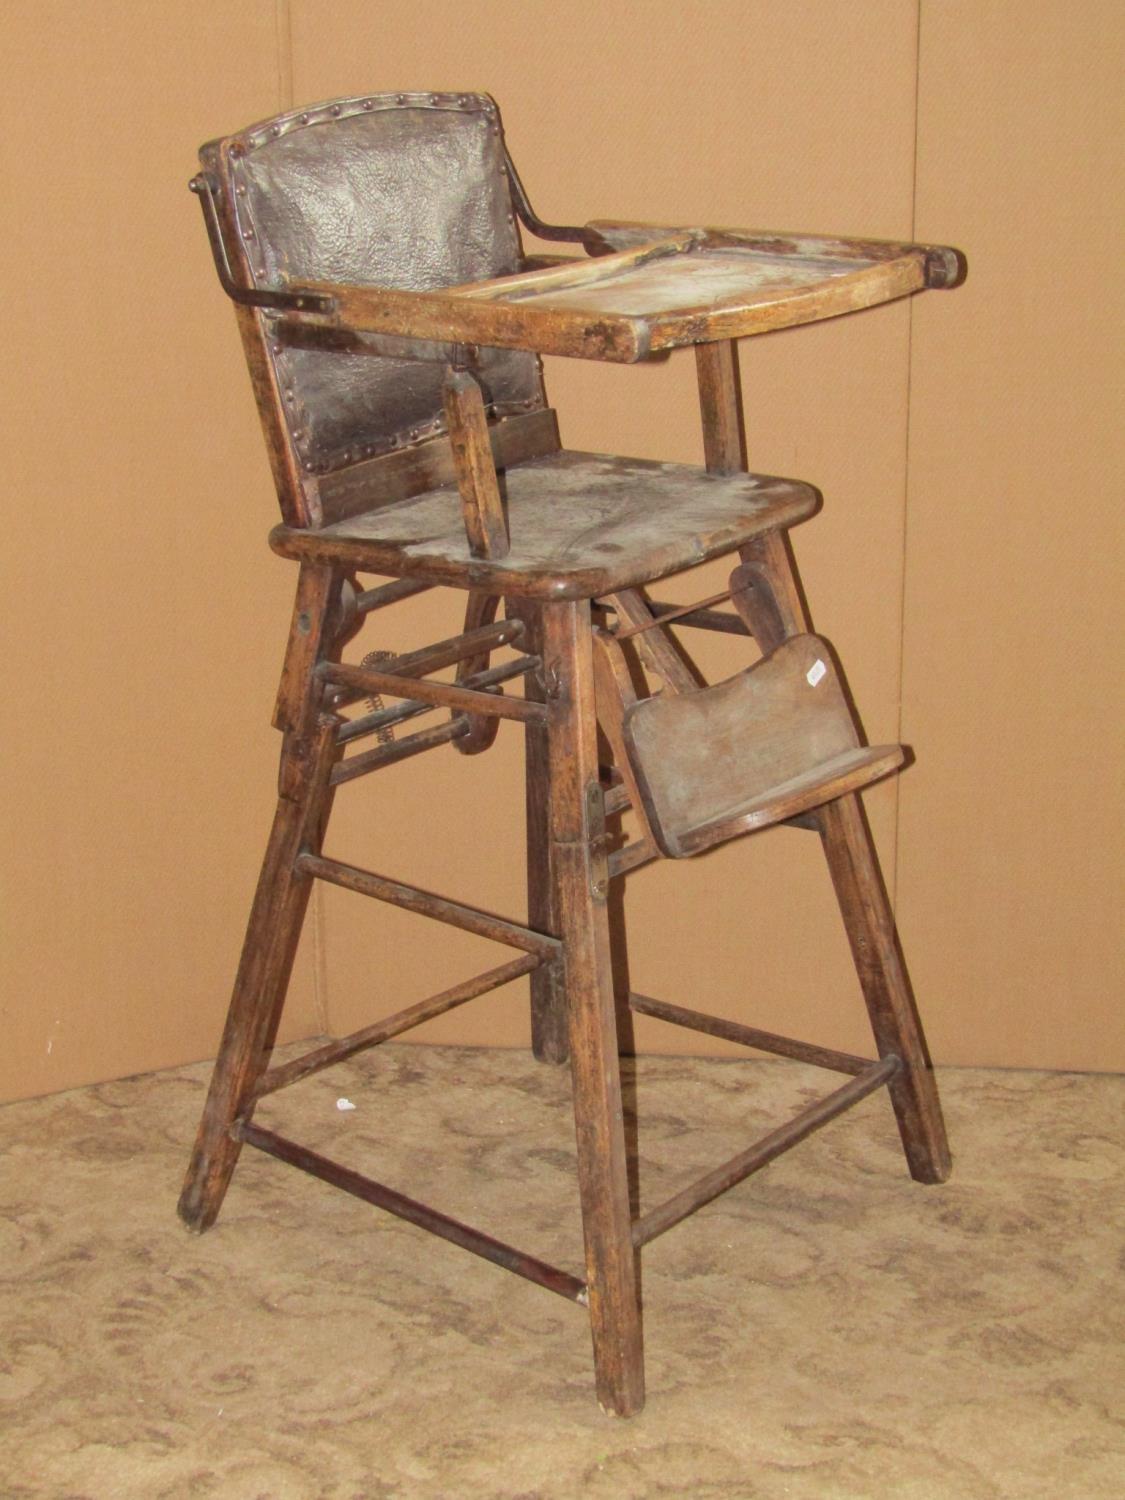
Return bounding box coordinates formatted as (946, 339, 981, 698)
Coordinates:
(359, 649, 396, 743)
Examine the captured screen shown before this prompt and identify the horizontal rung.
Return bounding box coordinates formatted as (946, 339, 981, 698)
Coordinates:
(321, 617, 526, 710)
(234, 1122, 587, 1304)
(322, 662, 546, 724)
(332, 716, 470, 783)
(297, 852, 560, 957)
(338, 655, 540, 744)
(353, 576, 434, 614)
(646, 599, 751, 637)
(614, 590, 732, 639)
(603, 782, 632, 817)
(255, 952, 541, 1098)
(342, 617, 524, 683)
(628, 993, 873, 1075)
(608, 839, 660, 879)
(631, 1056, 900, 1248)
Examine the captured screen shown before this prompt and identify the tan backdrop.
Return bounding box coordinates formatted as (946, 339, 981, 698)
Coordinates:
(1, 0, 1121, 1104)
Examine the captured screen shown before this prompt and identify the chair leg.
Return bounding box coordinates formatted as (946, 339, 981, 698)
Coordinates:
(511, 599, 568, 1064)
(178, 717, 339, 1231)
(818, 794, 951, 1183)
(736, 534, 951, 1185)
(179, 564, 346, 1233)
(543, 599, 644, 1417)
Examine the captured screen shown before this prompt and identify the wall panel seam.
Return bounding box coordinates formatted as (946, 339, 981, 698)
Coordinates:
(275, 0, 325, 1032)
(892, 0, 924, 910)
(275, 0, 294, 112)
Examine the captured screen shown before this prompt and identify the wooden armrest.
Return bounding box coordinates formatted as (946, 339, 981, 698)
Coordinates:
(287, 276, 651, 362)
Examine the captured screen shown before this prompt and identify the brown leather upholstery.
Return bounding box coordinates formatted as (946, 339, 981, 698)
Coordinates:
(200, 92, 544, 475)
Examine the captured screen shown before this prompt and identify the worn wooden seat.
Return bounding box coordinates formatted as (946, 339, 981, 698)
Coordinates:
(273, 447, 819, 597)
(179, 90, 963, 1419)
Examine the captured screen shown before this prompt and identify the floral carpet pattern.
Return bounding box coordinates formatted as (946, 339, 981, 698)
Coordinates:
(1, 1047, 1122, 1498)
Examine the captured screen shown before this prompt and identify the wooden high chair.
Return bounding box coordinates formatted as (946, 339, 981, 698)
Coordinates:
(179, 91, 965, 1416)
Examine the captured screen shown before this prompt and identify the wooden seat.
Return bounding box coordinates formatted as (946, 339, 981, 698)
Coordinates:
(179, 90, 963, 1419)
(273, 447, 819, 597)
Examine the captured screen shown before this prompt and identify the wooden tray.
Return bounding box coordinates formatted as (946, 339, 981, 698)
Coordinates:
(290, 224, 964, 364)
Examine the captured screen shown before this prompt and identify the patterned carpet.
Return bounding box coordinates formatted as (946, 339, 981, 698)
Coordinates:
(1, 1046, 1122, 1499)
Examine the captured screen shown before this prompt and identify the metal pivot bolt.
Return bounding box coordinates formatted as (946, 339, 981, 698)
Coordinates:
(585, 781, 609, 902)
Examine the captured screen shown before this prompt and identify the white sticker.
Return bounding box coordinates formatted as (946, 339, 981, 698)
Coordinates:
(336, 1097, 357, 1111)
(806, 659, 827, 687)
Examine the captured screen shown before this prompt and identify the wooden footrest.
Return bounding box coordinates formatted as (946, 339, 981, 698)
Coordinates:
(623, 633, 903, 857)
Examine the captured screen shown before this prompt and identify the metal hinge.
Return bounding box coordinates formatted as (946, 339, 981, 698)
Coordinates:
(190, 173, 337, 315)
(585, 780, 609, 903)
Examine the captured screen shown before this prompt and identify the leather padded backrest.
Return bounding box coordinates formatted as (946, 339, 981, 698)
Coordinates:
(201, 93, 544, 476)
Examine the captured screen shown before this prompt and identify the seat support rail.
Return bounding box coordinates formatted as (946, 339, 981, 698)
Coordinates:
(233, 1122, 587, 1304)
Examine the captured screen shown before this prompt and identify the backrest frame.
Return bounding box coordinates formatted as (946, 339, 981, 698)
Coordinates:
(198, 91, 552, 529)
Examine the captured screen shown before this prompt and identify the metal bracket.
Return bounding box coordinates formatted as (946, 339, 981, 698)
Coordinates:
(189, 173, 337, 315)
(585, 780, 610, 902)
(502, 148, 586, 245)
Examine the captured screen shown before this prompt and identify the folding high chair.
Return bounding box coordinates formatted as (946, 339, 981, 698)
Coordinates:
(179, 91, 965, 1415)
